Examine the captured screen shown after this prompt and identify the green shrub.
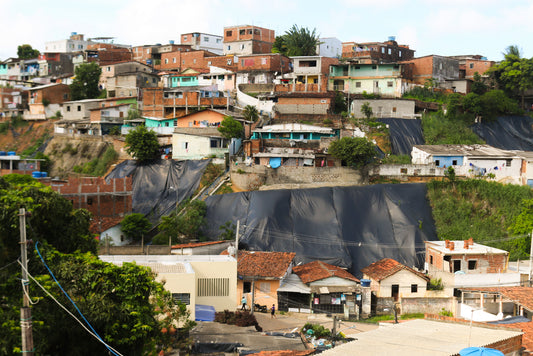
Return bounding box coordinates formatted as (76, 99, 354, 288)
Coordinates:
(382, 154, 411, 164)
(439, 308, 453, 317)
(428, 278, 443, 291)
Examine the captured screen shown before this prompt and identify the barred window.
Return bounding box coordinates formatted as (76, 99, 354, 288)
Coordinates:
(197, 278, 229, 297)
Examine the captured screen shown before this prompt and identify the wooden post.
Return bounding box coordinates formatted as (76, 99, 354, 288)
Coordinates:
(19, 208, 34, 355)
(251, 278, 255, 315)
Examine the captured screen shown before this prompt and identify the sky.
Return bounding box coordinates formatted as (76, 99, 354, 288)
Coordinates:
(2, 0, 533, 62)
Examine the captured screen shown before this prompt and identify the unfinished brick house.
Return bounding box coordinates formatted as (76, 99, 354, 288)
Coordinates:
(159, 50, 220, 72)
(400, 54, 460, 85)
(142, 87, 230, 119)
(236, 53, 290, 84)
(425, 239, 509, 274)
(342, 37, 415, 64)
(223, 25, 275, 56)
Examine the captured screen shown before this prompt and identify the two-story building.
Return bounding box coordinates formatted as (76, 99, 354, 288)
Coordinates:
(236, 53, 291, 85)
(400, 55, 460, 86)
(285, 56, 339, 92)
(223, 25, 275, 56)
(25, 83, 71, 120)
(329, 62, 412, 98)
(341, 37, 415, 64)
(180, 32, 223, 55)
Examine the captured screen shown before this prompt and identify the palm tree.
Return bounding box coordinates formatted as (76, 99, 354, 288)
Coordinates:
(243, 105, 259, 122)
(502, 45, 521, 60)
(272, 25, 320, 57)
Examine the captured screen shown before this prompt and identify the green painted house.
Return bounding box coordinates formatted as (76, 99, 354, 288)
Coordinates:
(328, 63, 409, 98)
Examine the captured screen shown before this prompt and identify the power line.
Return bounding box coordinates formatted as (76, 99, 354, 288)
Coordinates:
(17, 260, 124, 356)
(0, 258, 19, 272)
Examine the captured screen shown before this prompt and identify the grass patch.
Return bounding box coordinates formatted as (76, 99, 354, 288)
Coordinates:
(73, 146, 119, 177)
(361, 313, 425, 324)
(382, 154, 411, 164)
(422, 112, 484, 145)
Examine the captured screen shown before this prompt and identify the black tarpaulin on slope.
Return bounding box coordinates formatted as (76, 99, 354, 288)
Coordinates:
(105, 159, 211, 222)
(204, 183, 437, 277)
(378, 118, 425, 155)
(471, 116, 533, 151)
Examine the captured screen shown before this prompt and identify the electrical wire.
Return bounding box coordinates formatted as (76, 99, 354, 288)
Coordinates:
(0, 258, 20, 272)
(34, 242, 122, 356)
(17, 260, 124, 356)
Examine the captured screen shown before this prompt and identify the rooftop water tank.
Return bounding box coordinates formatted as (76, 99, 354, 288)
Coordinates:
(32, 171, 41, 178)
(0, 151, 6, 156)
(361, 279, 371, 287)
(388, 36, 396, 42)
(7, 151, 16, 156)
(169, 40, 175, 44)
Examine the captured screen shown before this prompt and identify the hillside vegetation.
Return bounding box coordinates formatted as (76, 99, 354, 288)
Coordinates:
(427, 179, 533, 259)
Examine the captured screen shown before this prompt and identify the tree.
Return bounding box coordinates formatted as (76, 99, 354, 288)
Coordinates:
(218, 116, 243, 140)
(242, 105, 259, 122)
(360, 102, 373, 119)
(70, 62, 102, 100)
(156, 200, 207, 244)
(333, 91, 347, 114)
(471, 72, 488, 95)
(271, 25, 320, 56)
(219, 221, 236, 241)
(0, 175, 194, 354)
(328, 137, 375, 167)
(125, 125, 160, 161)
(121, 213, 151, 242)
(17, 44, 40, 59)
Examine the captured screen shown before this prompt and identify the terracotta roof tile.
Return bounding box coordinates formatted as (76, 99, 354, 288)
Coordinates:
(498, 321, 533, 353)
(171, 240, 225, 249)
(237, 251, 296, 279)
(90, 217, 122, 235)
(461, 287, 533, 312)
(361, 258, 428, 282)
(293, 260, 359, 284)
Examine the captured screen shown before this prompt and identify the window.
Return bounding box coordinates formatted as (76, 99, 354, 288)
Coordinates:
(469, 63, 474, 69)
(372, 65, 377, 69)
(227, 45, 231, 50)
(67, 106, 71, 112)
(172, 293, 190, 305)
(400, 168, 408, 174)
(259, 282, 270, 293)
(204, 36, 209, 42)
(261, 58, 267, 65)
(63, 94, 68, 100)
(227, 59, 232, 65)
(411, 284, 418, 293)
(165, 122, 169, 127)
(227, 75, 232, 80)
(182, 142, 188, 149)
(387, 81, 393, 87)
(240, 44, 245, 50)
(106, 66, 111, 72)
(243, 282, 251, 293)
(355, 82, 361, 88)
(207, 61, 212, 66)
(388, 48, 391, 55)
(183, 36, 188, 41)
(173, 57, 176, 63)
(452, 160, 457, 165)
(241, 59, 244, 66)
(164, 58, 168, 64)
(210, 139, 218, 148)
(193, 59, 196, 64)
(248, 29, 253, 34)
(240, 29, 245, 35)
(439, 63, 443, 70)
(146, 49, 150, 54)
(197, 278, 229, 297)
(430, 255, 434, 265)
(381, 47, 385, 53)
(182, 60, 185, 64)
(506, 159, 512, 167)
(393, 65, 400, 69)
(226, 30, 232, 37)
(468, 260, 477, 270)
(216, 38, 221, 43)
(392, 107, 397, 112)
(399, 50, 402, 57)
(77, 105, 81, 112)
(435, 159, 440, 166)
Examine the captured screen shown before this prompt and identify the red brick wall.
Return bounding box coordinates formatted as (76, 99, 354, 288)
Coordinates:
(44, 176, 133, 219)
(223, 26, 275, 43)
(142, 88, 164, 117)
(401, 56, 434, 85)
(34, 84, 71, 104)
(237, 54, 290, 72)
(160, 50, 215, 71)
(205, 55, 237, 71)
(464, 59, 494, 79)
(142, 88, 228, 118)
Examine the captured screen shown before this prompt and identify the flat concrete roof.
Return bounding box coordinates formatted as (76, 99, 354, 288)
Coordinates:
(320, 319, 522, 356)
(425, 240, 508, 255)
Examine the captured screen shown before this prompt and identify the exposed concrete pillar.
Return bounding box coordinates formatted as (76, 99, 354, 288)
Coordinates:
(362, 286, 371, 317)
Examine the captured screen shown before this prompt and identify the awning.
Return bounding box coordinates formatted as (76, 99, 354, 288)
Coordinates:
(277, 273, 311, 294)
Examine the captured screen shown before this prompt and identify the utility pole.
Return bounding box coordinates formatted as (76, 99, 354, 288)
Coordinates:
(250, 278, 255, 315)
(529, 229, 533, 286)
(19, 208, 34, 355)
(331, 315, 337, 347)
(234, 220, 240, 259)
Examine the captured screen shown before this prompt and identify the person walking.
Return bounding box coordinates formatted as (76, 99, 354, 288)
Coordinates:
(241, 295, 247, 311)
(270, 304, 276, 318)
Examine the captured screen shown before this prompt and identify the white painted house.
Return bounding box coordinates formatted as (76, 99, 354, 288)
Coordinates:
(412, 144, 523, 184)
(172, 127, 229, 160)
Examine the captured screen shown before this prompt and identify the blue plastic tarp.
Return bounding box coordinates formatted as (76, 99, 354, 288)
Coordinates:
(195, 304, 216, 321)
(269, 157, 282, 169)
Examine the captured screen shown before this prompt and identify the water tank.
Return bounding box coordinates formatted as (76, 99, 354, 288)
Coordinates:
(32, 171, 41, 178)
(361, 279, 371, 287)
(71, 32, 77, 36)
(169, 40, 175, 44)
(0, 151, 6, 156)
(7, 151, 16, 156)
(388, 36, 396, 42)
(41, 172, 48, 178)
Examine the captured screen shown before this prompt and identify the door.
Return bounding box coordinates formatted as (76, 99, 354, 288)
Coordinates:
(391, 284, 399, 301)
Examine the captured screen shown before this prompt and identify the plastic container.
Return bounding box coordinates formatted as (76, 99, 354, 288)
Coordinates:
(7, 151, 16, 156)
(0, 151, 6, 156)
(361, 279, 371, 287)
(40, 172, 48, 178)
(32, 171, 41, 178)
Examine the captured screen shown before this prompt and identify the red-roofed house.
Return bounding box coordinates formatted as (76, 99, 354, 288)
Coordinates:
(278, 260, 361, 315)
(361, 258, 429, 301)
(236, 251, 296, 311)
